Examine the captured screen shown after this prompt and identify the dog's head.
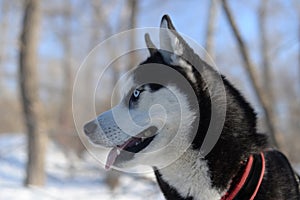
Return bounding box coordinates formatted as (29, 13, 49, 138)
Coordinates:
(84, 15, 220, 170)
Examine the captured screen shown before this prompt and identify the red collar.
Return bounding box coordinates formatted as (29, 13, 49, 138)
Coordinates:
(221, 152, 265, 200)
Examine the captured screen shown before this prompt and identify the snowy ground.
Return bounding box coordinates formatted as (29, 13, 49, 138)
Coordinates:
(0, 134, 164, 200)
(1, 134, 299, 200)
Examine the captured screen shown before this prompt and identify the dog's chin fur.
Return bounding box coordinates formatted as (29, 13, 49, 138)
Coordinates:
(84, 15, 300, 200)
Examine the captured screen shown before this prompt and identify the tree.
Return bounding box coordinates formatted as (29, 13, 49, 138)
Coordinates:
(257, 0, 281, 145)
(19, 0, 47, 186)
(128, 0, 138, 70)
(259, 0, 272, 97)
(205, 0, 219, 61)
(0, 0, 9, 95)
(221, 0, 280, 147)
(57, 0, 75, 147)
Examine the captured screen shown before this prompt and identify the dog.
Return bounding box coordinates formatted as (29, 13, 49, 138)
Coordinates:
(84, 15, 300, 200)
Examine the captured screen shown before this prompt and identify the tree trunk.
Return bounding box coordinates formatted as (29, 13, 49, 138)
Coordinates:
(258, 1, 283, 146)
(0, 0, 9, 95)
(128, 0, 138, 70)
(19, 0, 47, 186)
(205, 0, 219, 61)
(58, 2, 74, 136)
(259, 1, 271, 95)
(221, 0, 280, 147)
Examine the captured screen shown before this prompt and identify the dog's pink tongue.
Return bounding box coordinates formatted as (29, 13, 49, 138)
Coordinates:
(105, 147, 118, 170)
(105, 139, 134, 170)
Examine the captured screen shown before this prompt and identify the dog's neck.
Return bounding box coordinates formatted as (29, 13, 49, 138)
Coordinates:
(154, 148, 224, 200)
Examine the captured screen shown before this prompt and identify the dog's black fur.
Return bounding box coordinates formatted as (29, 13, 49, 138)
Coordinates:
(142, 15, 300, 200)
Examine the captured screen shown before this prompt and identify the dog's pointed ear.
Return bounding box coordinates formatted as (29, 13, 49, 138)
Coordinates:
(159, 15, 198, 82)
(159, 15, 184, 59)
(144, 33, 158, 56)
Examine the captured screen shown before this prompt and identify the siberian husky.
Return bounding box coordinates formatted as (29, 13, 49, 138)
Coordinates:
(84, 15, 300, 200)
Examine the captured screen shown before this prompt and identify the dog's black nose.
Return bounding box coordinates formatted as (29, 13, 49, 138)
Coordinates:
(84, 121, 98, 135)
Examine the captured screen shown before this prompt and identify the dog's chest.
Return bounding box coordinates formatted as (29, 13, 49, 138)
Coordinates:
(157, 150, 222, 200)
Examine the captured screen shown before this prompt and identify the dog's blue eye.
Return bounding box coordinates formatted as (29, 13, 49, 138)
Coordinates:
(133, 89, 140, 98)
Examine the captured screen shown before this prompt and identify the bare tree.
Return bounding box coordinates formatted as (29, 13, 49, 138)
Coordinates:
(51, 1, 88, 164)
(205, 0, 219, 61)
(110, 0, 139, 100)
(259, 0, 272, 97)
(19, 0, 47, 186)
(221, 0, 280, 147)
(0, 0, 9, 94)
(128, 0, 138, 30)
(258, 1, 289, 150)
(57, 1, 74, 138)
(128, 0, 138, 70)
(258, 0, 278, 140)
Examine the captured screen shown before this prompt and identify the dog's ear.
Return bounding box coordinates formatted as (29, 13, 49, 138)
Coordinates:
(159, 15, 183, 59)
(144, 33, 158, 56)
(159, 15, 198, 82)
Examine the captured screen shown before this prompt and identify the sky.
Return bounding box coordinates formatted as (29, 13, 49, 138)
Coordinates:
(1, 0, 299, 122)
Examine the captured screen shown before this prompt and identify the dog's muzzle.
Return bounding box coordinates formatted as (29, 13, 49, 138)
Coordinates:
(84, 109, 134, 147)
(83, 108, 158, 169)
(84, 106, 158, 145)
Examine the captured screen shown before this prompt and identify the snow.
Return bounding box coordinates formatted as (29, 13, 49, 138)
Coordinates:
(0, 134, 164, 200)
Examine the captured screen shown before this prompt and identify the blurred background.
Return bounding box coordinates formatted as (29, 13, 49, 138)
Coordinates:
(0, 0, 299, 199)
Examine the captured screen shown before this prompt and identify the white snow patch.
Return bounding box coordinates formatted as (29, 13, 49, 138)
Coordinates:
(0, 134, 164, 200)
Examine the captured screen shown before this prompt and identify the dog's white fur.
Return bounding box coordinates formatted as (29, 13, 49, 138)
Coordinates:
(159, 149, 223, 200)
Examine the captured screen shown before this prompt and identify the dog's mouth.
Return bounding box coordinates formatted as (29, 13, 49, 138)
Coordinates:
(105, 126, 158, 169)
